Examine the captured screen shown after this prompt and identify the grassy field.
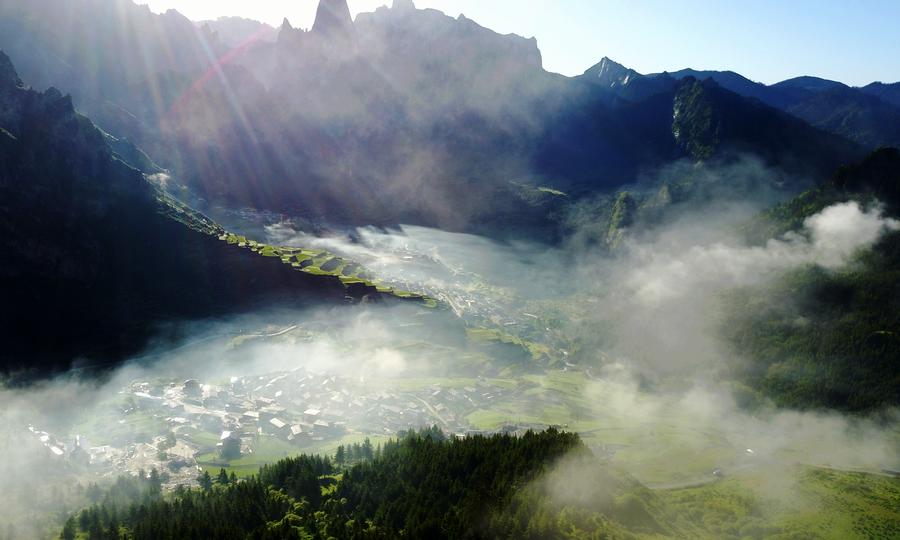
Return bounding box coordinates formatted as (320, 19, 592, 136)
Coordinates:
(659, 466, 900, 539)
(195, 435, 299, 478)
(195, 433, 395, 478)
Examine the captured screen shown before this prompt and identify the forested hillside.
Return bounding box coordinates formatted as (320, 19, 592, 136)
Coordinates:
(724, 148, 900, 410)
(61, 429, 660, 539)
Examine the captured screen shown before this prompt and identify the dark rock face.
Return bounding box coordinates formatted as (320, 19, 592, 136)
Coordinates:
(0, 51, 23, 89)
(313, 0, 355, 39)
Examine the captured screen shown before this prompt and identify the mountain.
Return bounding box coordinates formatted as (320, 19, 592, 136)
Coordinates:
(0, 0, 870, 237)
(772, 75, 848, 94)
(665, 70, 900, 150)
(591, 61, 900, 151)
(0, 53, 407, 373)
(171, 4, 861, 230)
(538, 75, 860, 194)
(784, 86, 900, 149)
(665, 67, 791, 106)
(583, 56, 641, 90)
(861, 81, 900, 108)
(581, 57, 676, 102)
(313, 0, 356, 41)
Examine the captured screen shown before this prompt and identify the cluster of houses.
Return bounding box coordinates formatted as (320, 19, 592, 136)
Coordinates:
(132, 367, 524, 456)
(25, 365, 534, 486)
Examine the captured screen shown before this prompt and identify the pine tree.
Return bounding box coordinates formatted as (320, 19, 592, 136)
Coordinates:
(79, 509, 91, 531)
(148, 468, 162, 497)
(86, 483, 102, 504)
(335, 445, 346, 467)
(217, 468, 230, 485)
(60, 516, 77, 540)
(198, 470, 213, 492)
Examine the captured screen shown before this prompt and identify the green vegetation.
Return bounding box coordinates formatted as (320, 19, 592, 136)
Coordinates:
(64, 429, 613, 539)
(538, 186, 568, 197)
(62, 428, 900, 539)
(606, 191, 637, 248)
(660, 467, 900, 539)
(195, 436, 300, 479)
(156, 193, 435, 306)
(722, 246, 900, 410)
(466, 326, 557, 363)
(508, 181, 569, 207)
(673, 78, 720, 160)
(724, 148, 900, 411)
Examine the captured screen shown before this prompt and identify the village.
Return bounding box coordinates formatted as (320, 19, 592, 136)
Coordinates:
(24, 364, 542, 487)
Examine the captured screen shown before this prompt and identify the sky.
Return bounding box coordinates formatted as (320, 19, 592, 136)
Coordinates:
(141, 0, 900, 86)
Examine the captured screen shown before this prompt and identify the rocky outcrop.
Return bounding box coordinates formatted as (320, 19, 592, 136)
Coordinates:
(584, 57, 639, 89)
(313, 0, 355, 39)
(0, 51, 23, 90)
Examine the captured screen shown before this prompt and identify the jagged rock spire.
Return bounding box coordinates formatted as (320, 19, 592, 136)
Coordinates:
(0, 51, 23, 90)
(313, 0, 354, 37)
(392, 0, 415, 10)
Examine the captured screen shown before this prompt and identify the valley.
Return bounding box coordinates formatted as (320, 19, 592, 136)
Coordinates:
(1, 0, 899, 538)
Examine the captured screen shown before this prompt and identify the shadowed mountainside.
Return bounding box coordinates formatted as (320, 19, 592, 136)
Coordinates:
(0, 52, 416, 374)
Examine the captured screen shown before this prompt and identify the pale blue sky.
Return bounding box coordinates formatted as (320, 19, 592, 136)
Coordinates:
(142, 0, 900, 86)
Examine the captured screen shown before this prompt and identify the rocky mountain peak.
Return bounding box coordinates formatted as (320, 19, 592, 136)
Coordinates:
(313, 0, 355, 38)
(584, 57, 639, 89)
(392, 0, 416, 10)
(0, 51, 23, 90)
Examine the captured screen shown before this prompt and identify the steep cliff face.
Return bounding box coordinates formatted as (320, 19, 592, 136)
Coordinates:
(354, 3, 547, 101)
(673, 78, 721, 160)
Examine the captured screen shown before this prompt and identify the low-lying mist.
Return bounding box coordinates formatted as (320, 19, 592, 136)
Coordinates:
(3, 162, 900, 536)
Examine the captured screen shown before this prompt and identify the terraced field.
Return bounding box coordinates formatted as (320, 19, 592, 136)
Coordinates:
(154, 187, 436, 307)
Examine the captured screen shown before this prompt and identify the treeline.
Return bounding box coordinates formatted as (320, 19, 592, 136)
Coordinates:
(61, 428, 654, 539)
(725, 148, 900, 411)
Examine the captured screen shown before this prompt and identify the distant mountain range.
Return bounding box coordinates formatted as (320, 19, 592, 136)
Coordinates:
(1, 0, 890, 233)
(582, 57, 900, 150)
